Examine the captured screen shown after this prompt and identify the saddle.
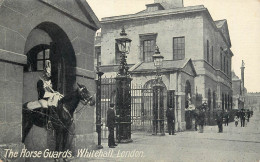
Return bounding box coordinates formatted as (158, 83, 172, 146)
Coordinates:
(27, 100, 48, 110)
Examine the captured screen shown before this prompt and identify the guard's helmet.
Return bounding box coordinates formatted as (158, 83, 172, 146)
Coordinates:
(44, 60, 51, 78)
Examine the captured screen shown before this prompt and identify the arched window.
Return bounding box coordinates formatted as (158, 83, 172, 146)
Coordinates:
(25, 44, 50, 72)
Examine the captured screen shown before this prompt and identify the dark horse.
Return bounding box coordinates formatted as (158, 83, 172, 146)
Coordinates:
(22, 83, 95, 154)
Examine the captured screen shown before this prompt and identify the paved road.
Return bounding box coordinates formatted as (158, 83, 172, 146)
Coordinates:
(72, 110, 260, 162)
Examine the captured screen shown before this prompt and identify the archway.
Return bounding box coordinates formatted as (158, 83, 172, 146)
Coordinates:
(23, 22, 76, 151)
(143, 79, 167, 133)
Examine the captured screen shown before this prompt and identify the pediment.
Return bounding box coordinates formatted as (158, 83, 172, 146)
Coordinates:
(215, 20, 231, 47)
(40, 0, 100, 30)
(182, 59, 197, 77)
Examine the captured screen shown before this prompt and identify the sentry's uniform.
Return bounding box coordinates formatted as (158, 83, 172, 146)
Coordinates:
(37, 77, 62, 108)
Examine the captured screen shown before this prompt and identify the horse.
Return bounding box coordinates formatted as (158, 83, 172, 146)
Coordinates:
(22, 83, 95, 155)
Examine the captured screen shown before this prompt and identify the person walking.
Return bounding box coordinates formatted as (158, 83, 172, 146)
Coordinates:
(198, 104, 206, 133)
(166, 107, 175, 135)
(224, 110, 229, 126)
(234, 116, 239, 127)
(215, 109, 223, 133)
(107, 103, 117, 148)
(240, 109, 246, 127)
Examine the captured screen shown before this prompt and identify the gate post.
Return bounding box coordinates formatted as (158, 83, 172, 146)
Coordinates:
(152, 45, 165, 136)
(115, 27, 133, 143)
(96, 68, 104, 149)
(115, 77, 132, 143)
(152, 84, 165, 135)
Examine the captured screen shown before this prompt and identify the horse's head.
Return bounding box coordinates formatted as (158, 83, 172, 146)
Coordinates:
(77, 83, 95, 106)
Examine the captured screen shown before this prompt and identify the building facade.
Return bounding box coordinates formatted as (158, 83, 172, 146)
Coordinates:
(97, 0, 233, 130)
(0, 0, 100, 159)
(245, 93, 260, 111)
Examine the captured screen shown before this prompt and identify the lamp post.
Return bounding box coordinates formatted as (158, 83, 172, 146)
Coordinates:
(152, 46, 165, 136)
(115, 26, 133, 143)
(95, 66, 104, 149)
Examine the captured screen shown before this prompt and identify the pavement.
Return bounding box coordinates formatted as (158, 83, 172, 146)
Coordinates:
(71, 110, 260, 162)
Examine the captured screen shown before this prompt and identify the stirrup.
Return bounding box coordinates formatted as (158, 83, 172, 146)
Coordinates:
(47, 121, 52, 130)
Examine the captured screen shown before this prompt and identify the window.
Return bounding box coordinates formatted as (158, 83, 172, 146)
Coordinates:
(173, 37, 185, 60)
(139, 33, 157, 62)
(143, 40, 155, 62)
(207, 40, 209, 62)
(25, 44, 51, 72)
(36, 49, 50, 71)
(211, 46, 214, 65)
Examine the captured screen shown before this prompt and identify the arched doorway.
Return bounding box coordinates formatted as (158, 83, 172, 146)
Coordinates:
(23, 22, 76, 150)
(143, 79, 167, 132)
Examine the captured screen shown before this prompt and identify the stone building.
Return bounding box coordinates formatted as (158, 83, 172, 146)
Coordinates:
(245, 92, 260, 111)
(0, 0, 100, 159)
(97, 0, 233, 130)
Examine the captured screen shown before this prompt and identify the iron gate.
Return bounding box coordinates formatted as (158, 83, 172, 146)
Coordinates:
(100, 77, 154, 138)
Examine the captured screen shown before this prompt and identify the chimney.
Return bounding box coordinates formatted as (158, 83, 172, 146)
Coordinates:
(154, 0, 184, 9)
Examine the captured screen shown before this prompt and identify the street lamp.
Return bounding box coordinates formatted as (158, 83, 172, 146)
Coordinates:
(95, 66, 104, 149)
(115, 27, 132, 77)
(115, 26, 133, 143)
(152, 45, 165, 136)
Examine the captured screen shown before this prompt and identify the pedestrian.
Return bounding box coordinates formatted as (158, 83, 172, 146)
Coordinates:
(246, 110, 250, 122)
(106, 103, 117, 148)
(224, 110, 229, 126)
(166, 107, 175, 135)
(240, 109, 245, 127)
(215, 110, 223, 133)
(198, 104, 206, 133)
(234, 116, 239, 127)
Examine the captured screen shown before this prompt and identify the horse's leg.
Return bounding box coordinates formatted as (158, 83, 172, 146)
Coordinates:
(22, 109, 33, 143)
(62, 130, 69, 151)
(55, 129, 62, 152)
(22, 120, 33, 143)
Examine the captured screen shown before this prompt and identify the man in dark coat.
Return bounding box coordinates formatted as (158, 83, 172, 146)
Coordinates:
(215, 110, 223, 133)
(224, 110, 229, 126)
(240, 109, 246, 127)
(166, 107, 175, 135)
(107, 103, 117, 148)
(198, 106, 205, 133)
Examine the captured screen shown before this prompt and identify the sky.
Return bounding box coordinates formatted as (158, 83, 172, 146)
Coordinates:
(87, 0, 260, 92)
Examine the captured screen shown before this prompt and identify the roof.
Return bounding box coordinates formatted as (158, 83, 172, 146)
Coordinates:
(101, 5, 232, 48)
(40, 0, 100, 30)
(214, 19, 231, 47)
(130, 58, 197, 76)
(101, 5, 206, 23)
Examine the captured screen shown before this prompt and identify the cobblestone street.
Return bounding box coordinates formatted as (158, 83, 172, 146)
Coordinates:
(72, 109, 260, 162)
